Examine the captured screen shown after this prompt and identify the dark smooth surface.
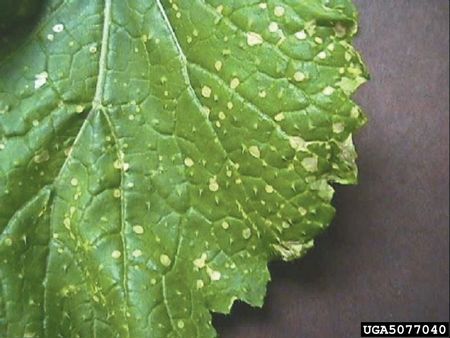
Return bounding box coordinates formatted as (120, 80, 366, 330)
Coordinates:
(215, 1, 450, 337)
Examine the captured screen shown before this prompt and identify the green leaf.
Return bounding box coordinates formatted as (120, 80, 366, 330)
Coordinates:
(0, 0, 368, 337)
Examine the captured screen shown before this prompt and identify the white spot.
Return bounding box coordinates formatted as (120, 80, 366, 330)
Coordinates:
(289, 136, 307, 151)
(214, 60, 223, 71)
(113, 189, 121, 198)
(230, 78, 240, 89)
(52, 24, 64, 33)
(209, 270, 221, 281)
(318, 51, 327, 60)
(34, 72, 48, 89)
(122, 162, 130, 172)
(70, 178, 78, 186)
(323, 86, 335, 96)
(268, 22, 279, 33)
(351, 106, 360, 118)
(298, 207, 307, 216)
(295, 30, 307, 40)
(265, 185, 274, 194)
(302, 156, 319, 172)
(89, 45, 97, 54)
(75, 105, 84, 113)
(177, 320, 185, 329)
(33, 150, 50, 164)
(333, 122, 345, 134)
(247, 32, 264, 46)
(201, 86, 212, 98)
(47, 34, 54, 41)
(274, 113, 285, 122)
(221, 221, 230, 230)
(242, 228, 252, 239)
(111, 250, 121, 259)
(345, 52, 352, 61)
(160, 254, 171, 267)
(249, 145, 261, 158)
(132, 249, 143, 258)
(184, 157, 194, 167)
(259, 3, 267, 9)
(274, 6, 285, 17)
(218, 111, 226, 120)
(196, 280, 204, 289)
(133, 225, 144, 234)
(209, 177, 219, 192)
(193, 253, 207, 269)
(294, 71, 306, 82)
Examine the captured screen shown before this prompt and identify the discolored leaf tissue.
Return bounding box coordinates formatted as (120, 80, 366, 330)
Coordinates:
(0, 0, 368, 337)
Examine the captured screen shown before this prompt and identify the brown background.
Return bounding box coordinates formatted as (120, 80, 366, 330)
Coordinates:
(214, 1, 450, 337)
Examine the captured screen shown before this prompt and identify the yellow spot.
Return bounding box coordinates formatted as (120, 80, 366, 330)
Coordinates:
(298, 207, 307, 216)
(351, 106, 360, 118)
(132, 249, 143, 258)
(333, 122, 345, 134)
(194, 253, 207, 269)
(302, 156, 318, 172)
(323, 86, 335, 96)
(33, 150, 50, 164)
(274, 6, 285, 17)
(268, 22, 279, 33)
(230, 78, 240, 89)
(247, 32, 264, 46)
(196, 280, 204, 289)
(214, 60, 223, 71)
(295, 30, 307, 40)
(242, 228, 251, 239)
(113, 189, 121, 198)
(294, 71, 306, 82)
(177, 320, 185, 329)
(209, 177, 219, 192)
(209, 270, 221, 281)
(249, 145, 261, 158)
(274, 113, 285, 122)
(201, 86, 212, 98)
(111, 250, 121, 259)
(70, 178, 78, 187)
(318, 51, 327, 59)
(133, 225, 144, 234)
(289, 136, 307, 151)
(184, 157, 194, 167)
(265, 185, 274, 193)
(160, 254, 171, 267)
(222, 221, 230, 230)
